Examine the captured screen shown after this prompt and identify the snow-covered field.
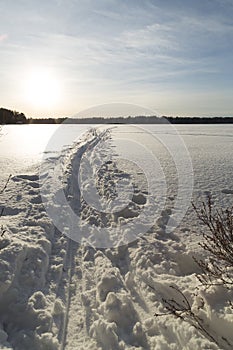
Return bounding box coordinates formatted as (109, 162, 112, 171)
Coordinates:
(0, 124, 233, 349)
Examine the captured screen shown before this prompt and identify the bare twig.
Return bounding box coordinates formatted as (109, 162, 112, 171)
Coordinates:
(153, 285, 220, 345)
(152, 197, 233, 348)
(192, 196, 233, 287)
(0, 174, 11, 194)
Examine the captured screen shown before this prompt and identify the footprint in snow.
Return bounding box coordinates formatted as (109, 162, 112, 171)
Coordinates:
(222, 189, 233, 194)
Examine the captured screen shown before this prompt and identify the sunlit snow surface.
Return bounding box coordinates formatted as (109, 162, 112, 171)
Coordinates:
(0, 123, 233, 349)
(0, 124, 89, 183)
(1, 123, 232, 205)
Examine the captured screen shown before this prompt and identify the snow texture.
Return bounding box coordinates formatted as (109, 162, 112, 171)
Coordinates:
(0, 125, 232, 349)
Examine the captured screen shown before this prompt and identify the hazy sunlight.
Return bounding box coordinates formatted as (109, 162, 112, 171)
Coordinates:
(23, 69, 61, 109)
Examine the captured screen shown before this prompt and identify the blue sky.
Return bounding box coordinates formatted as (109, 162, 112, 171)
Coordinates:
(0, 0, 233, 117)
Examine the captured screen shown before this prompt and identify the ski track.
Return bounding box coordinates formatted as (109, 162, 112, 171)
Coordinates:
(0, 128, 233, 349)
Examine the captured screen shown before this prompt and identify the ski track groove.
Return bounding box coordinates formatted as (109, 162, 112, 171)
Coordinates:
(58, 131, 106, 349)
(0, 130, 171, 349)
(59, 238, 74, 350)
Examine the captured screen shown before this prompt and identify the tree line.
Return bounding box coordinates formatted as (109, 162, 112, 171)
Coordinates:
(0, 108, 26, 124)
(1, 107, 233, 124)
(27, 115, 233, 124)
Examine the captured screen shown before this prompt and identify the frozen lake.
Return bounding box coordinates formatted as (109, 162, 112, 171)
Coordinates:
(0, 123, 232, 209)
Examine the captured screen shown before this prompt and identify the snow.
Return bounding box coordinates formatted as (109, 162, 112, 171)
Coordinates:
(0, 124, 233, 349)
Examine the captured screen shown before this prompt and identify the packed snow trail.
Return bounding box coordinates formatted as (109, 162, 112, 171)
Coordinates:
(0, 127, 232, 349)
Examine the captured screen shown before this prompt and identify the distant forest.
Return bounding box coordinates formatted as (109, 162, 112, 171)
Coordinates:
(1, 107, 233, 124)
(0, 108, 27, 124)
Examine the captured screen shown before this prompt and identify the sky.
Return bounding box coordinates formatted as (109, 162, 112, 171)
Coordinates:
(0, 0, 233, 118)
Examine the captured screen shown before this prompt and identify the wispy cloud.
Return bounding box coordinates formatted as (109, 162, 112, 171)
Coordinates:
(0, 0, 233, 116)
(119, 23, 175, 51)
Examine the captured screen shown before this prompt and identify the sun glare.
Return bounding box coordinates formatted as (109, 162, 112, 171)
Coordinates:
(23, 69, 61, 109)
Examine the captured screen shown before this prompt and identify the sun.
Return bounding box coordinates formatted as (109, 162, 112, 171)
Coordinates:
(23, 69, 61, 109)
